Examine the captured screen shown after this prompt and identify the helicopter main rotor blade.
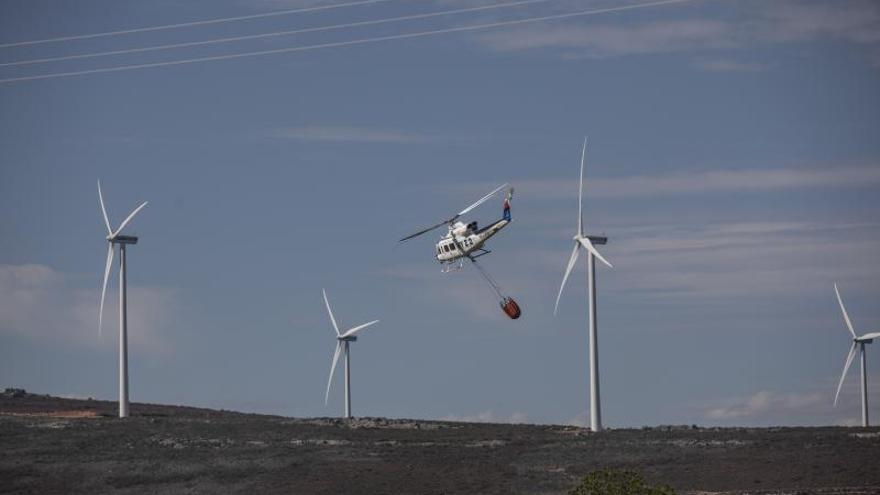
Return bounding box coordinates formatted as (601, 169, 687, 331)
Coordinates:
(458, 183, 509, 217)
(399, 182, 508, 243)
(398, 219, 450, 243)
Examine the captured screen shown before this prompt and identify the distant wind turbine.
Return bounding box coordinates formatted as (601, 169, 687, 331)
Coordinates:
(554, 138, 612, 433)
(833, 283, 879, 427)
(97, 180, 148, 419)
(322, 289, 379, 419)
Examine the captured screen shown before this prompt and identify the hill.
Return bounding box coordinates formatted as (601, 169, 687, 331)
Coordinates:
(1, 390, 878, 494)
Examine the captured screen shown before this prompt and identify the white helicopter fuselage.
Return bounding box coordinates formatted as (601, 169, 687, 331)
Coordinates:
(435, 219, 509, 262)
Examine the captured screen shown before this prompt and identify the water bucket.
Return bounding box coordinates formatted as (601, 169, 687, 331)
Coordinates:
(500, 297, 521, 319)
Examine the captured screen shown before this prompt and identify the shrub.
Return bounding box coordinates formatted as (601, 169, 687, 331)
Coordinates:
(568, 469, 675, 495)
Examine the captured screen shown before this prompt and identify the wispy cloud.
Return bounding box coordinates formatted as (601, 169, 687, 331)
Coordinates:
(702, 385, 880, 426)
(516, 165, 880, 199)
(606, 220, 880, 299)
(268, 126, 430, 143)
(525, 219, 880, 305)
(476, 19, 735, 58)
(442, 410, 529, 424)
(470, 0, 880, 67)
(694, 59, 769, 72)
(705, 390, 827, 421)
(0, 264, 176, 352)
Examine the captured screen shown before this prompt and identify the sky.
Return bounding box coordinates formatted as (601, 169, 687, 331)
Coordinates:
(1, 0, 879, 428)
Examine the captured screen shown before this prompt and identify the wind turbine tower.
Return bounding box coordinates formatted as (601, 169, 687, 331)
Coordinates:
(97, 180, 148, 419)
(322, 289, 379, 419)
(554, 138, 613, 432)
(833, 283, 879, 427)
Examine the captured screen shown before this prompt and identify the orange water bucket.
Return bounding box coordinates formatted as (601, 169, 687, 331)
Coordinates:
(500, 297, 521, 319)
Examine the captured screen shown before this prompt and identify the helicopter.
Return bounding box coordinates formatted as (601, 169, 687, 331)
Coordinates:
(399, 183, 513, 269)
(399, 183, 521, 319)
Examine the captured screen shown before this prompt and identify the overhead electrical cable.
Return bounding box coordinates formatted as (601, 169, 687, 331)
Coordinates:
(0, 0, 399, 49)
(0, 0, 702, 84)
(0, 0, 558, 68)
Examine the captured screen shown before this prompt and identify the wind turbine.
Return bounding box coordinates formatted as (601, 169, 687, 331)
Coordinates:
(554, 137, 612, 432)
(833, 283, 879, 427)
(97, 180, 148, 419)
(322, 289, 379, 419)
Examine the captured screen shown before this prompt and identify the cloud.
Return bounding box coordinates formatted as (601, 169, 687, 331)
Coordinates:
(469, 0, 880, 66)
(694, 59, 769, 72)
(521, 219, 880, 307)
(442, 410, 529, 423)
(0, 264, 176, 353)
(701, 386, 879, 426)
(608, 220, 880, 298)
(705, 390, 827, 420)
(476, 19, 736, 58)
(515, 165, 880, 199)
(756, 0, 880, 45)
(268, 126, 429, 143)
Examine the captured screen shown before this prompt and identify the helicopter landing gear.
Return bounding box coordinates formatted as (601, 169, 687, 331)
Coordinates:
(441, 260, 464, 273)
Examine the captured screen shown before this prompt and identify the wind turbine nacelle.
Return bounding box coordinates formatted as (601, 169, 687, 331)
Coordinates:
(111, 235, 139, 245)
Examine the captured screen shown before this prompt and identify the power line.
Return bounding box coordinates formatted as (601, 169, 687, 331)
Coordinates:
(0, 0, 702, 84)
(0, 0, 399, 49)
(0, 0, 557, 68)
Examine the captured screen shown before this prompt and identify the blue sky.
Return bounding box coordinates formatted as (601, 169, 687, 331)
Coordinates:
(1, 0, 879, 427)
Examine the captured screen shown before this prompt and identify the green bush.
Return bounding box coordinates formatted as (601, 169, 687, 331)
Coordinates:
(568, 469, 675, 495)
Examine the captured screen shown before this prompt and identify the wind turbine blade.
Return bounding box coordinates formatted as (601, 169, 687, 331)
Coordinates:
(98, 244, 114, 337)
(858, 332, 880, 340)
(322, 289, 341, 336)
(578, 136, 586, 236)
(834, 283, 857, 338)
(399, 219, 449, 243)
(97, 180, 112, 235)
(834, 342, 858, 407)
(325, 341, 343, 405)
(554, 242, 581, 315)
(341, 319, 379, 338)
(112, 201, 148, 237)
(458, 183, 509, 217)
(578, 237, 613, 268)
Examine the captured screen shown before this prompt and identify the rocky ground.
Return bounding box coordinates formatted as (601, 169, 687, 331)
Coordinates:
(1, 391, 878, 494)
